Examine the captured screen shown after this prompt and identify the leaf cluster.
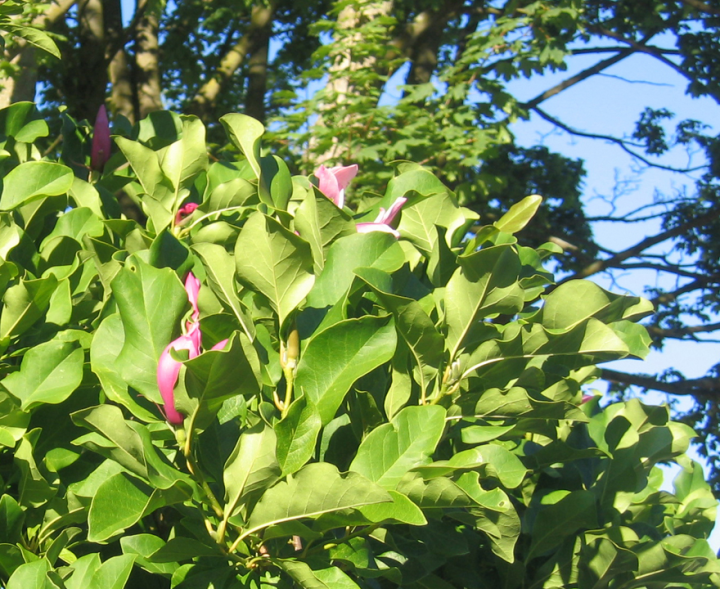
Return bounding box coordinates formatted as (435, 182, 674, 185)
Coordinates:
(0, 103, 715, 589)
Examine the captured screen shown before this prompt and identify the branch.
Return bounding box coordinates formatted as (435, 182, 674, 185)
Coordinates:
(650, 277, 716, 307)
(522, 49, 635, 110)
(602, 368, 720, 397)
(563, 208, 720, 282)
(35, 0, 77, 28)
(189, 2, 275, 121)
(532, 106, 706, 173)
(647, 321, 720, 339)
(680, 0, 720, 16)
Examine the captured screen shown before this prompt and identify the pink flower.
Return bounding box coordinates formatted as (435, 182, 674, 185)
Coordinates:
(175, 202, 199, 225)
(158, 333, 200, 425)
(356, 197, 407, 239)
(157, 272, 204, 425)
(90, 105, 111, 172)
(315, 164, 358, 209)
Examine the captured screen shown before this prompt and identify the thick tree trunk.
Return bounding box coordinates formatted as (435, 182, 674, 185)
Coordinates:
(71, 0, 107, 121)
(245, 17, 271, 123)
(311, 0, 394, 166)
(190, 3, 275, 123)
(105, 0, 135, 121)
(134, 0, 163, 118)
(0, 0, 77, 108)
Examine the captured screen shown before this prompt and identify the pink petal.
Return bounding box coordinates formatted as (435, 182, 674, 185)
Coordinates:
(211, 338, 229, 351)
(186, 321, 202, 356)
(315, 165, 342, 207)
(184, 273, 201, 322)
(157, 334, 199, 425)
(328, 164, 358, 191)
(175, 202, 199, 225)
(90, 105, 111, 172)
(356, 222, 401, 239)
(380, 197, 407, 225)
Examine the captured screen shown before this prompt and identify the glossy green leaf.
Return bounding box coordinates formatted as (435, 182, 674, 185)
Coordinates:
(275, 395, 322, 476)
(111, 258, 187, 402)
(192, 242, 255, 339)
(241, 463, 391, 537)
(277, 561, 361, 589)
(295, 316, 397, 424)
(220, 114, 265, 183)
(494, 194, 543, 234)
(350, 405, 446, 490)
(445, 243, 524, 358)
(0, 162, 73, 209)
(235, 211, 315, 329)
(2, 340, 83, 411)
(223, 422, 280, 518)
(307, 231, 405, 308)
(0, 274, 58, 344)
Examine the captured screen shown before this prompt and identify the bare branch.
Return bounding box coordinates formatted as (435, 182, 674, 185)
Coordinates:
(522, 49, 634, 109)
(532, 106, 706, 173)
(647, 321, 720, 339)
(563, 208, 720, 282)
(602, 368, 720, 397)
(650, 278, 716, 307)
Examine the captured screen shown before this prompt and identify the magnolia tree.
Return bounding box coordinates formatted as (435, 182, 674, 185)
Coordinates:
(0, 103, 717, 589)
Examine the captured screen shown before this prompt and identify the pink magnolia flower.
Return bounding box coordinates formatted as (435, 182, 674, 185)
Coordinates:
(315, 164, 358, 209)
(90, 105, 111, 172)
(175, 202, 199, 225)
(356, 197, 407, 239)
(156, 272, 228, 425)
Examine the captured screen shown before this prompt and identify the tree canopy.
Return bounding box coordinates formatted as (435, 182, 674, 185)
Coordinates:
(2, 1, 720, 477)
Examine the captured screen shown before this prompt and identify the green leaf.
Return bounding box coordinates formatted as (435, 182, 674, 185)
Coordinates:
(6, 560, 51, 589)
(0, 495, 24, 544)
(192, 242, 255, 340)
(0, 274, 58, 344)
(0, 162, 72, 210)
(90, 314, 158, 422)
(2, 340, 83, 411)
(494, 195, 543, 234)
(112, 258, 187, 403)
(88, 554, 136, 589)
(2, 22, 60, 57)
(115, 137, 173, 206)
(358, 490, 427, 525)
(121, 534, 178, 576)
(295, 316, 397, 424)
(65, 554, 101, 589)
(158, 115, 208, 194)
(88, 472, 186, 542)
(307, 232, 405, 308)
(277, 561, 361, 589)
(260, 154, 292, 210)
(241, 463, 391, 537)
(14, 431, 56, 508)
(223, 422, 280, 518)
(445, 244, 524, 358)
(397, 192, 475, 253)
(528, 490, 598, 560)
(275, 395, 322, 476)
(356, 267, 443, 400)
(350, 405, 447, 490)
(220, 114, 265, 184)
(235, 211, 315, 329)
(294, 187, 356, 273)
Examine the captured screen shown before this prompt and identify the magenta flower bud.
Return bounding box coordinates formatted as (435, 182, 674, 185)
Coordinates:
(175, 202, 199, 225)
(90, 105, 111, 172)
(315, 164, 358, 209)
(356, 197, 407, 239)
(211, 338, 229, 351)
(157, 332, 201, 425)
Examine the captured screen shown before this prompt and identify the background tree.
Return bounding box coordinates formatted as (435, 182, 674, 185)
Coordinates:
(5, 0, 720, 489)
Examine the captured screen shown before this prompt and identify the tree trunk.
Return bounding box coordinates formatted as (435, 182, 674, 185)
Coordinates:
(245, 15, 272, 123)
(70, 0, 107, 121)
(0, 0, 77, 108)
(105, 0, 135, 121)
(310, 0, 394, 166)
(189, 2, 275, 123)
(134, 0, 163, 118)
